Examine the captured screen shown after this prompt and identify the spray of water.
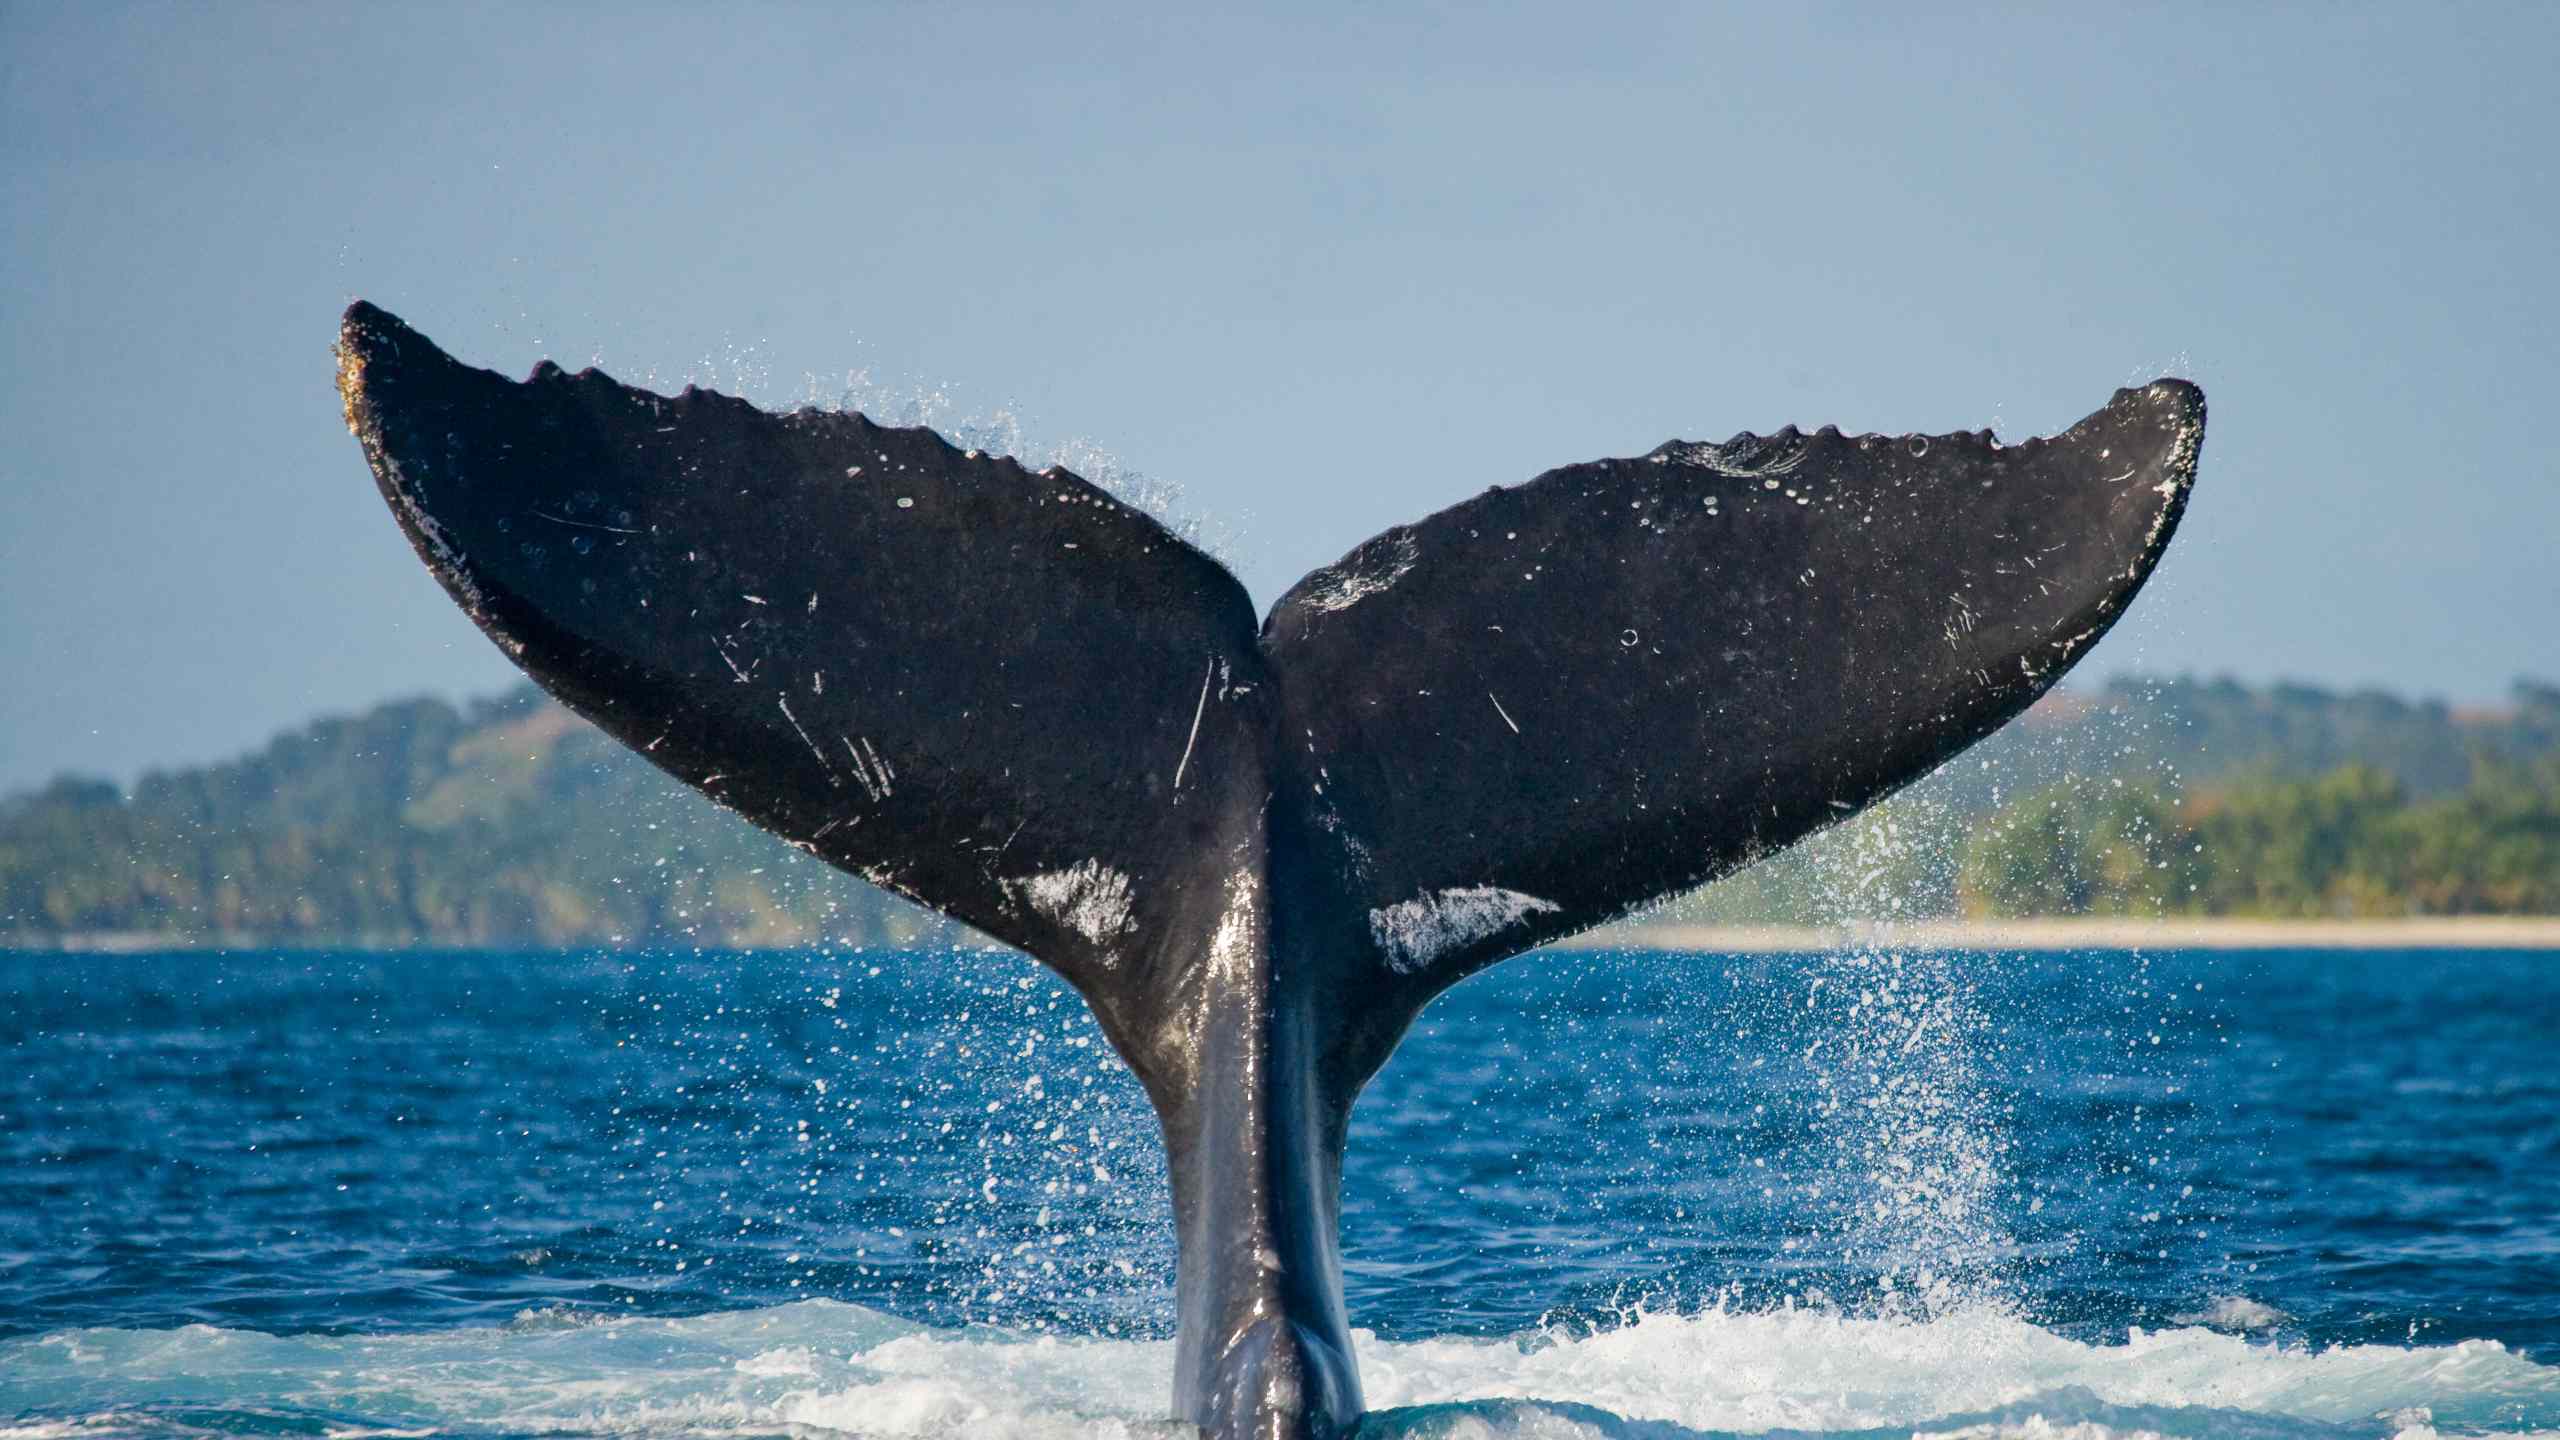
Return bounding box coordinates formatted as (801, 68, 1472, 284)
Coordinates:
(1790, 796, 2016, 1320)
(1683, 684, 2213, 1325)
(605, 945, 1174, 1339)
(805, 366, 1240, 566)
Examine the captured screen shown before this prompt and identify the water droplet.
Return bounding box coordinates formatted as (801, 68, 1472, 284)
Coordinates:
(896, 497, 915, 509)
(1907, 436, 1930, 457)
(571, 534, 594, 555)
(1620, 628, 1640, 647)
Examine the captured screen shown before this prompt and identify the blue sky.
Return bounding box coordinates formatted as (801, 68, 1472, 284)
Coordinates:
(4, 3, 2555, 794)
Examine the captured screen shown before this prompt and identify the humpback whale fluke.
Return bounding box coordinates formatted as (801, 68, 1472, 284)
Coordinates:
(335, 300, 2203, 1438)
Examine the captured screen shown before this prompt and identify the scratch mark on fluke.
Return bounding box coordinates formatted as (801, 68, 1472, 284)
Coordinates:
(1173, 656, 1214, 796)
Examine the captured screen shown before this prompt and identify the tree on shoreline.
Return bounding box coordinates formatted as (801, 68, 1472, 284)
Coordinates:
(1955, 760, 2560, 920)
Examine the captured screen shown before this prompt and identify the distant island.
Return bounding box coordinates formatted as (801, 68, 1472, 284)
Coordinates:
(4, 677, 2555, 950)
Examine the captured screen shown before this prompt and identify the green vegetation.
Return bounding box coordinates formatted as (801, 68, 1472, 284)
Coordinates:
(0, 689, 937, 949)
(5, 678, 2556, 947)
(1958, 760, 2560, 919)
(1612, 677, 2559, 930)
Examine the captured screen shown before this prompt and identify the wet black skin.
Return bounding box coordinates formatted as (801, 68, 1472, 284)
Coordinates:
(336, 302, 2203, 1437)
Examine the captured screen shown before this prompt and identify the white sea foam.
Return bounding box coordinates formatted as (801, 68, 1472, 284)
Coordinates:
(2168, 1294, 2294, 1332)
(3, 1301, 2554, 1439)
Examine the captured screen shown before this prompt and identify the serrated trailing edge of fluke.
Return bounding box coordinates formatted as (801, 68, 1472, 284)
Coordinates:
(1643, 377, 2203, 469)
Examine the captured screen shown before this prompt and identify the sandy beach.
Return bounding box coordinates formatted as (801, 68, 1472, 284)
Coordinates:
(1571, 915, 2560, 952)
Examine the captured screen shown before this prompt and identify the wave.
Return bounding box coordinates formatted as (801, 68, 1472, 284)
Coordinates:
(3, 1300, 2555, 1440)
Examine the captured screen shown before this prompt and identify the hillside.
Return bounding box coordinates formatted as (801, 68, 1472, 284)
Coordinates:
(5, 677, 2556, 947)
(1670, 676, 2560, 925)
(0, 688, 937, 949)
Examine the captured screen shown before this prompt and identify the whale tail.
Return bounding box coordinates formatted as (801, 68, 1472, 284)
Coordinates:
(336, 301, 2202, 1437)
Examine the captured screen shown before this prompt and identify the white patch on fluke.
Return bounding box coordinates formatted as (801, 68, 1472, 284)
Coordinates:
(1301, 533, 1419, 614)
(1006, 860, 1137, 951)
(2141, 393, 2206, 561)
(1368, 886, 1560, 974)
(1208, 870, 1261, 985)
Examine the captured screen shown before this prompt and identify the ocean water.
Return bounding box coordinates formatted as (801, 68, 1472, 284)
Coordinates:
(2, 944, 2554, 1438)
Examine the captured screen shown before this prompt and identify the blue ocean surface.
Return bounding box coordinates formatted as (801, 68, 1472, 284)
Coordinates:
(2, 944, 2555, 1438)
